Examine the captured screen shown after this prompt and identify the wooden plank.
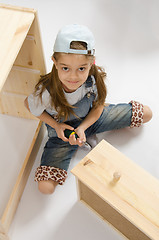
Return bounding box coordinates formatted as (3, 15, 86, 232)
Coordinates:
(0, 114, 40, 217)
(14, 35, 42, 69)
(78, 180, 150, 240)
(14, 23, 46, 71)
(0, 93, 37, 119)
(0, 3, 36, 14)
(0, 6, 35, 91)
(1, 121, 44, 232)
(71, 140, 159, 240)
(26, 11, 46, 74)
(2, 66, 40, 95)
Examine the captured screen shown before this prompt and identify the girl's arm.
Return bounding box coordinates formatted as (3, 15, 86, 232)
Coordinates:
(24, 97, 74, 142)
(78, 104, 104, 131)
(69, 104, 104, 146)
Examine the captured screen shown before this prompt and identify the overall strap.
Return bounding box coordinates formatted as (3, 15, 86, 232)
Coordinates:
(85, 75, 93, 88)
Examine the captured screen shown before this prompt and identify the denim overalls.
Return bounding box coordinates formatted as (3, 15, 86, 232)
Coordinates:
(34, 77, 143, 185)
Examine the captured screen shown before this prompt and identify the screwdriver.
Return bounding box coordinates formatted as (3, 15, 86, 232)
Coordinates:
(64, 129, 92, 149)
(64, 129, 78, 139)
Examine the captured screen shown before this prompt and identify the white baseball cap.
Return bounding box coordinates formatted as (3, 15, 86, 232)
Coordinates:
(53, 24, 95, 55)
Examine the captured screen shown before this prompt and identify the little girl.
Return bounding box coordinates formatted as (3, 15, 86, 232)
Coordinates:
(24, 24, 152, 194)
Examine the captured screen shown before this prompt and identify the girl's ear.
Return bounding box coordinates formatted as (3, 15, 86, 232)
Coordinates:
(52, 56, 58, 69)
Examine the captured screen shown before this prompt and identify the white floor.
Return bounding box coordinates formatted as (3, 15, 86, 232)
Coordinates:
(0, 0, 159, 239)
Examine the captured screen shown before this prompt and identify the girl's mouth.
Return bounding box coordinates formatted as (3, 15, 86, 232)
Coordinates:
(67, 81, 79, 84)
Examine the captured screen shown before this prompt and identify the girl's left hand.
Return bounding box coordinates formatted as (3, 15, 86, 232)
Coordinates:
(68, 127, 86, 147)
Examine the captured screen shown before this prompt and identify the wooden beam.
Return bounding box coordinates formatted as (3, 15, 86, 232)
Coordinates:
(1, 122, 44, 232)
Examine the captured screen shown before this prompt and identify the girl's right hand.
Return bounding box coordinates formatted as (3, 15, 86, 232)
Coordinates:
(54, 123, 74, 142)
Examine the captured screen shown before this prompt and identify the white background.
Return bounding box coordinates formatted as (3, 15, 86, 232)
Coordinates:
(0, 0, 159, 239)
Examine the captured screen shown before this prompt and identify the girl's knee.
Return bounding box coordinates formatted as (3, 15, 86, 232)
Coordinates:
(38, 179, 58, 194)
(143, 105, 153, 123)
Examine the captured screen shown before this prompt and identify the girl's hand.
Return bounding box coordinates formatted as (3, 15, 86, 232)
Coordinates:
(69, 127, 86, 147)
(54, 123, 74, 142)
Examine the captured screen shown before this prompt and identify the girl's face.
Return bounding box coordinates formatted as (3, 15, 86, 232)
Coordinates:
(52, 53, 93, 93)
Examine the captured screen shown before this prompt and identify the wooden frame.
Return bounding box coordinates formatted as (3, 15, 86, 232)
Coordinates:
(0, 4, 46, 239)
(71, 140, 159, 240)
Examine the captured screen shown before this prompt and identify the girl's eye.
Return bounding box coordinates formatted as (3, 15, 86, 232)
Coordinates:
(79, 67, 85, 72)
(62, 67, 69, 71)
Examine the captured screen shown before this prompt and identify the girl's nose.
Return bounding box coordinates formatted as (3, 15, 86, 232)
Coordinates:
(69, 70, 78, 79)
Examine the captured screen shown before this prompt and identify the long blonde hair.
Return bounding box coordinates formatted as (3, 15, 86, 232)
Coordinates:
(35, 42, 107, 121)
